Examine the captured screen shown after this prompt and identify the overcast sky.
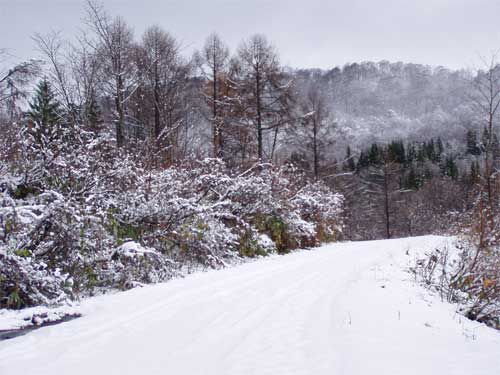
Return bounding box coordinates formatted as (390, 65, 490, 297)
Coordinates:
(1, 0, 500, 70)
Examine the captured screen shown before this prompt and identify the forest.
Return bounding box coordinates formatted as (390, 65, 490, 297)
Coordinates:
(0, 0, 499, 329)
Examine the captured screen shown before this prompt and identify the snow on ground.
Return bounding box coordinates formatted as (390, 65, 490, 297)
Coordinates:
(0, 236, 499, 375)
(0, 305, 80, 331)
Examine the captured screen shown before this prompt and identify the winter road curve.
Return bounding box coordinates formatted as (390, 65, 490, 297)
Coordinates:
(1, 236, 499, 375)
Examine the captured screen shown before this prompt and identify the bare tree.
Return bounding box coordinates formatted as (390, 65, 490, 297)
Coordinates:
(198, 33, 230, 158)
(234, 35, 293, 162)
(360, 158, 402, 239)
(32, 32, 78, 124)
(134, 26, 192, 160)
(69, 34, 103, 132)
(288, 81, 334, 180)
(140, 26, 177, 141)
(0, 54, 41, 120)
(471, 54, 500, 207)
(85, 0, 137, 147)
(469, 54, 500, 250)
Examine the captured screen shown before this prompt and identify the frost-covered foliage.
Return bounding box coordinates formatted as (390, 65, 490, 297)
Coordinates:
(413, 239, 500, 330)
(291, 182, 344, 242)
(0, 130, 344, 309)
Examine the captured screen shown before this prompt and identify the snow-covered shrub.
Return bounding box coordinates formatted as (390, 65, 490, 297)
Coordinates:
(0, 252, 71, 309)
(108, 242, 179, 289)
(413, 239, 500, 330)
(0, 128, 345, 309)
(291, 181, 345, 243)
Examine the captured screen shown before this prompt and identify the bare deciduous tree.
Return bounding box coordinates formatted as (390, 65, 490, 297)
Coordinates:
(85, 0, 137, 147)
(198, 33, 230, 158)
(471, 54, 500, 207)
(134, 25, 192, 160)
(288, 81, 334, 180)
(69, 34, 103, 132)
(32, 32, 77, 124)
(233, 35, 293, 162)
(0, 53, 41, 120)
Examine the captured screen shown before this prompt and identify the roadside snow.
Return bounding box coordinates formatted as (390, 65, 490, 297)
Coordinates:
(0, 305, 80, 331)
(0, 236, 499, 375)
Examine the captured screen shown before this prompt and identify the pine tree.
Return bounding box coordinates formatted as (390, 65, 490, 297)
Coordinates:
(406, 142, 416, 163)
(436, 137, 444, 161)
(425, 139, 437, 161)
(466, 130, 481, 156)
(356, 150, 369, 170)
(416, 143, 426, 163)
(26, 79, 62, 148)
(492, 133, 500, 161)
(482, 127, 490, 151)
(343, 145, 356, 171)
(405, 165, 422, 190)
(440, 155, 458, 180)
(387, 140, 406, 165)
(28, 79, 60, 126)
(469, 161, 481, 185)
(368, 143, 381, 165)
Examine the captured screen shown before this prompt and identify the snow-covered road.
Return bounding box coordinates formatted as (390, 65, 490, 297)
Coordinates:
(1, 236, 499, 375)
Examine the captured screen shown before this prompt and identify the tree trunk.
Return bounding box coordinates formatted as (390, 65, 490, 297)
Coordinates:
(383, 166, 391, 239)
(256, 68, 263, 161)
(313, 118, 318, 180)
(154, 63, 161, 142)
(212, 65, 220, 158)
(116, 75, 124, 148)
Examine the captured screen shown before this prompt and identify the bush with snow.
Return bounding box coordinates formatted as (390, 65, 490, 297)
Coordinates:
(413, 239, 500, 330)
(0, 129, 344, 310)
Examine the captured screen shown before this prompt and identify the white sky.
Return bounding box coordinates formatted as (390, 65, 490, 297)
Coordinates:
(1, 0, 500, 70)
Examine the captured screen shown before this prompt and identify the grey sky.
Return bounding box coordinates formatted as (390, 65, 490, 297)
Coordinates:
(1, 0, 500, 70)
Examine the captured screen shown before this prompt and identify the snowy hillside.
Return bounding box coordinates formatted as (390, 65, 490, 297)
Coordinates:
(0, 236, 498, 375)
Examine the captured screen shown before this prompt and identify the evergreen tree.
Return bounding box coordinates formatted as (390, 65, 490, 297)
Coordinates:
(387, 140, 406, 165)
(343, 145, 356, 172)
(440, 156, 458, 180)
(466, 130, 481, 156)
(482, 127, 490, 151)
(416, 143, 426, 163)
(406, 142, 416, 163)
(405, 165, 422, 190)
(368, 143, 381, 165)
(425, 139, 437, 162)
(469, 161, 481, 185)
(28, 79, 61, 126)
(492, 133, 500, 161)
(26, 79, 62, 148)
(436, 137, 444, 162)
(356, 150, 369, 170)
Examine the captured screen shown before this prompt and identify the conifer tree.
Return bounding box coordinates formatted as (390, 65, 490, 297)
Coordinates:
(469, 161, 481, 185)
(28, 79, 60, 125)
(466, 130, 481, 156)
(343, 145, 356, 172)
(492, 133, 500, 161)
(406, 142, 417, 163)
(356, 150, 369, 170)
(26, 79, 62, 148)
(368, 143, 381, 165)
(404, 164, 423, 190)
(440, 155, 458, 180)
(387, 140, 406, 165)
